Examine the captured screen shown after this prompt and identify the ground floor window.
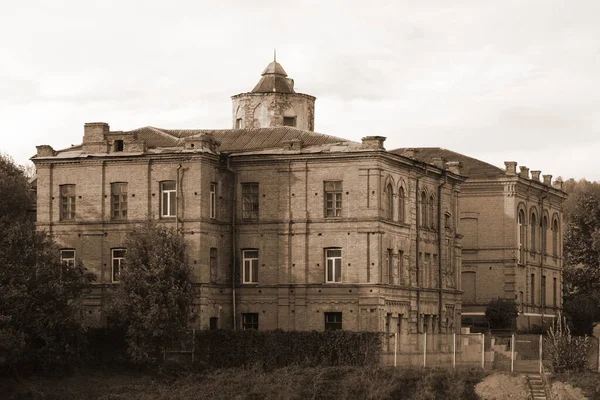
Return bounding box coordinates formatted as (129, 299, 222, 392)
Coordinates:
(324, 312, 342, 330)
(242, 313, 259, 330)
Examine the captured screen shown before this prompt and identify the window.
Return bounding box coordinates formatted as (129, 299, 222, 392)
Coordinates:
(209, 317, 219, 330)
(519, 291, 524, 313)
(210, 247, 218, 282)
(541, 216, 548, 255)
(530, 274, 535, 305)
(242, 249, 258, 283)
(111, 182, 128, 220)
(398, 186, 405, 222)
(161, 181, 176, 218)
(242, 183, 259, 219)
(429, 195, 435, 229)
(60, 249, 75, 267)
(242, 313, 259, 330)
(114, 140, 124, 152)
(530, 213, 537, 252)
(324, 312, 342, 330)
(518, 210, 526, 263)
(552, 218, 559, 256)
(541, 275, 546, 307)
(59, 184, 76, 220)
(112, 248, 126, 282)
(326, 248, 342, 283)
(386, 184, 394, 220)
(210, 183, 217, 219)
(235, 118, 243, 129)
(324, 181, 342, 217)
(553, 277, 557, 307)
(387, 249, 394, 284)
(283, 116, 296, 127)
(398, 250, 404, 285)
(420, 191, 427, 227)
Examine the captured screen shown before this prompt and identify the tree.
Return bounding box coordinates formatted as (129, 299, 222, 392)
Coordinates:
(0, 154, 93, 373)
(485, 298, 518, 329)
(107, 224, 195, 364)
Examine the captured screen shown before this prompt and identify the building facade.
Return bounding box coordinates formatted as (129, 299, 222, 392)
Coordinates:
(32, 60, 465, 334)
(393, 148, 567, 329)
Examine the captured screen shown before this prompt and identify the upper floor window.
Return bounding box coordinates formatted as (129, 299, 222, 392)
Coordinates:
(242, 312, 258, 330)
(324, 181, 342, 217)
(399, 186, 406, 223)
(530, 212, 537, 252)
(59, 184, 76, 221)
(160, 181, 176, 218)
(111, 182, 128, 220)
(420, 191, 427, 227)
(210, 183, 217, 219)
(112, 248, 126, 282)
(283, 116, 296, 127)
(541, 215, 548, 255)
(552, 218, 559, 256)
(518, 209, 526, 263)
(60, 249, 75, 267)
(387, 248, 394, 284)
(530, 273, 535, 305)
(324, 312, 342, 330)
(114, 140, 124, 152)
(242, 249, 258, 283)
(386, 184, 394, 220)
(235, 118, 243, 129)
(326, 248, 342, 283)
(429, 195, 435, 229)
(209, 247, 218, 283)
(242, 183, 259, 220)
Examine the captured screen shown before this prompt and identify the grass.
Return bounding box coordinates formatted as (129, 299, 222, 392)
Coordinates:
(1, 366, 488, 400)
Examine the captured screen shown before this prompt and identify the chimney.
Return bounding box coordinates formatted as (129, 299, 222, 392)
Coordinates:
(431, 157, 446, 169)
(404, 148, 416, 158)
(531, 170, 541, 182)
(543, 174, 552, 185)
(446, 161, 463, 175)
(504, 161, 517, 176)
(552, 177, 563, 190)
(519, 166, 530, 179)
(83, 122, 109, 143)
(361, 136, 386, 150)
(198, 133, 220, 152)
(36, 145, 56, 157)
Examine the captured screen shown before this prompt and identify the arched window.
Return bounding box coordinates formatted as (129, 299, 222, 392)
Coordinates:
(429, 195, 435, 229)
(541, 215, 548, 255)
(386, 184, 394, 220)
(530, 212, 537, 252)
(552, 218, 559, 256)
(518, 209, 525, 263)
(420, 191, 427, 227)
(398, 186, 405, 223)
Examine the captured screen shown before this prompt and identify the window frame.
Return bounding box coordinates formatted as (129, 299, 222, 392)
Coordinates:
(324, 181, 342, 218)
(242, 249, 259, 284)
(420, 191, 427, 227)
(283, 116, 297, 127)
(111, 182, 128, 220)
(111, 248, 126, 283)
(210, 182, 217, 219)
(324, 312, 342, 330)
(386, 183, 394, 220)
(552, 217, 559, 256)
(429, 194, 435, 229)
(242, 312, 259, 330)
(59, 184, 76, 221)
(325, 248, 342, 283)
(60, 249, 76, 267)
(530, 212, 537, 252)
(160, 181, 176, 218)
(518, 209, 526, 264)
(241, 183, 259, 220)
(541, 215, 548, 255)
(398, 186, 405, 223)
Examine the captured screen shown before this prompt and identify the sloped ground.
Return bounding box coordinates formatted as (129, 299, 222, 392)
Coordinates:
(474, 372, 530, 400)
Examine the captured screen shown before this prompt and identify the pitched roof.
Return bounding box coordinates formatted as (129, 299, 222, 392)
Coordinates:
(127, 126, 353, 152)
(251, 61, 295, 93)
(390, 147, 505, 179)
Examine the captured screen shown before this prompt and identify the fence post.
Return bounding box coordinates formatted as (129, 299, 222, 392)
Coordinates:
(539, 334, 542, 374)
(481, 333, 485, 369)
(510, 334, 515, 373)
(423, 332, 427, 368)
(394, 332, 397, 367)
(453, 332, 456, 369)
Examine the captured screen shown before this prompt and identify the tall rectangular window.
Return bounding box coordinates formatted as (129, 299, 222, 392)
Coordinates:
(541, 275, 546, 307)
(242, 183, 259, 220)
(235, 118, 243, 129)
(398, 250, 404, 285)
(242, 313, 259, 330)
(112, 248, 126, 283)
(111, 182, 128, 220)
(210, 247, 218, 283)
(242, 249, 258, 283)
(387, 249, 394, 284)
(326, 248, 342, 283)
(60, 249, 75, 267)
(553, 277, 557, 307)
(59, 184, 76, 220)
(531, 274, 535, 305)
(161, 181, 176, 218)
(210, 183, 217, 219)
(324, 312, 342, 330)
(324, 181, 342, 217)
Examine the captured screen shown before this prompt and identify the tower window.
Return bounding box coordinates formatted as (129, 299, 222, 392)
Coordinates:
(236, 118, 243, 129)
(114, 140, 124, 152)
(283, 116, 296, 127)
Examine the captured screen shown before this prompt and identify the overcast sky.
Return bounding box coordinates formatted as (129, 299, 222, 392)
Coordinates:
(2, 0, 599, 181)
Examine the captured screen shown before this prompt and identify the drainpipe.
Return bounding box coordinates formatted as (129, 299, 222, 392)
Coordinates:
(540, 192, 547, 322)
(176, 164, 182, 233)
(227, 156, 237, 329)
(416, 178, 421, 332)
(438, 172, 447, 332)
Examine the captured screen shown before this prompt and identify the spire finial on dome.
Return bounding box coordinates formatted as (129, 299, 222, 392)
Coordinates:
(274, 48, 276, 63)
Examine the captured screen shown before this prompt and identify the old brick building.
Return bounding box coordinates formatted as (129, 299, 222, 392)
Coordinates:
(393, 148, 567, 329)
(32, 60, 466, 334)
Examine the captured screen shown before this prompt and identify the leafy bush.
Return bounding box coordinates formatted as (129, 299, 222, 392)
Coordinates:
(194, 330, 382, 370)
(546, 315, 593, 373)
(485, 298, 518, 329)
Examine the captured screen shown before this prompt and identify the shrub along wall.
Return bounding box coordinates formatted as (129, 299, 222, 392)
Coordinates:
(194, 330, 382, 370)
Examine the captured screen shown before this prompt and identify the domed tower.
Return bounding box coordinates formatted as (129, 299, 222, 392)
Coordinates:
(231, 58, 316, 131)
